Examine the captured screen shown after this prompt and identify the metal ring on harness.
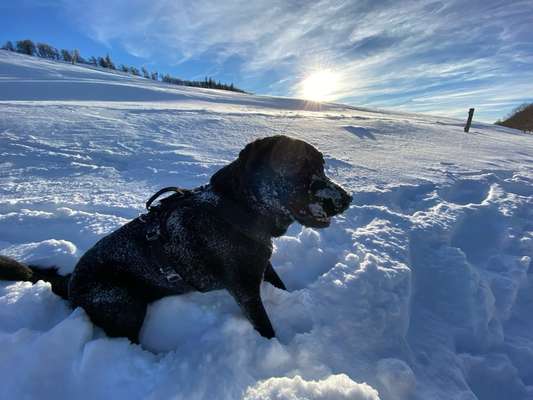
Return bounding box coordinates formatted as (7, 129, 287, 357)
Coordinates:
(145, 187, 182, 211)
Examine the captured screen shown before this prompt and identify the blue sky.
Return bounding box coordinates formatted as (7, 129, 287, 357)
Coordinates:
(1, 0, 532, 122)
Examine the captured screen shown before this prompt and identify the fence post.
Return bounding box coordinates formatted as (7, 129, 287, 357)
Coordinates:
(464, 108, 475, 132)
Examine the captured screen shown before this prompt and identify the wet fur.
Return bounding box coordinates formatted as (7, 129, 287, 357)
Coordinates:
(0, 135, 351, 343)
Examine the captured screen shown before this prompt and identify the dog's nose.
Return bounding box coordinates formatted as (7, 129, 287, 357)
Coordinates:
(341, 190, 352, 209)
(329, 181, 352, 212)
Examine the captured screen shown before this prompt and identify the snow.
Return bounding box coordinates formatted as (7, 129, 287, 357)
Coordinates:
(0, 49, 532, 400)
(243, 374, 380, 400)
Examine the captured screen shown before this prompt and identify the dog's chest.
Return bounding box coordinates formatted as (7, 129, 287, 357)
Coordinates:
(162, 208, 229, 291)
(162, 206, 270, 292)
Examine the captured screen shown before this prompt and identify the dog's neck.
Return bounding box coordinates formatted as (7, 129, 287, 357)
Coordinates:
(208, 184, 293, 239)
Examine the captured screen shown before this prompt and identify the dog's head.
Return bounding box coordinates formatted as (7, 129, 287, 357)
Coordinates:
(211, 136, 352, 235)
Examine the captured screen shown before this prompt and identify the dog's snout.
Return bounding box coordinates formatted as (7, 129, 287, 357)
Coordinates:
(313, 178, 352, 215)
(341, 189, 352, 209)
(335, 185, 352, 211)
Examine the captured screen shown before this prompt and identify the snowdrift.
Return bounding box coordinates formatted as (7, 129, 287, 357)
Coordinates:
(1, 50, 532, 400)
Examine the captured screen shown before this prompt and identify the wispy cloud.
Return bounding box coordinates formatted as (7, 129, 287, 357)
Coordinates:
(60, 0, 533, 121)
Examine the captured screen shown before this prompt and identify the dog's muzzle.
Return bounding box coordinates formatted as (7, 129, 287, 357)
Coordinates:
(291, 177, 352, 228)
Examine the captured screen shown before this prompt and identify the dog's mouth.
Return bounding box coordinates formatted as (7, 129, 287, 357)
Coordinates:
(290, 203, 333, 228)
(292, 201, 338, 228)
(289, 179, 352, 228)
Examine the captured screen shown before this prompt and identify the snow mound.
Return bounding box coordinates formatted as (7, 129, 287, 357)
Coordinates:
(1, 50, 533, 400)
(0, 239, 78, 274)
(243, 374, 379, 400)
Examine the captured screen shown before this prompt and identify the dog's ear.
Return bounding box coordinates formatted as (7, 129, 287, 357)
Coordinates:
(210, 158, 241, 197)
(211, 136, 285, 196)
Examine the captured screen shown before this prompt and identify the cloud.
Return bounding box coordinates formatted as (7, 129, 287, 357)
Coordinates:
(60, 0, 533, 121)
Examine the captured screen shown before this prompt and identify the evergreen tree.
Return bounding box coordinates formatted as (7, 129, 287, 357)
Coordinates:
(104, 53, 115, 70)
(51, 47, 60, 60)
(141, 67, 150, 79)
(98, 57, 108, 68)
(88, 56, 98, 66)
(16, 39, 36, 55)
(151, 71, 158, 81)
(60, 49, 72, 62)
(2, 41, 15, 51)
(37, 43, 53, 58)
(72, 49, 79, 64)
(119, 64, 129, 72)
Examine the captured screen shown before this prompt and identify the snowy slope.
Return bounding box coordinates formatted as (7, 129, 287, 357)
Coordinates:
(0, 50, 532, 400)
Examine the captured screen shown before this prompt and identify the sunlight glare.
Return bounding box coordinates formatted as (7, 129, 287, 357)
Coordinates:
(301, 70, 339, 102)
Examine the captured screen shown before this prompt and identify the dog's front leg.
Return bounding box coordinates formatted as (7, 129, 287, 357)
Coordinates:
(263, 262, 287, 290)
(228, 282, 275, 339)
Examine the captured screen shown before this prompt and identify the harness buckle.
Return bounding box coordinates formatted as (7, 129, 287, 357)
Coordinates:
(159, 267, 183, 283)
(146, 227, 160, 241)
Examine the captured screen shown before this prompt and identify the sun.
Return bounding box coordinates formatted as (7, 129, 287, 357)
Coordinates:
(300, 70, 339, 102)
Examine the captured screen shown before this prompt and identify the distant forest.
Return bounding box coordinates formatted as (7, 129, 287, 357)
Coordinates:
(1, 39, 246, 93)
(496, 103, 533, 133)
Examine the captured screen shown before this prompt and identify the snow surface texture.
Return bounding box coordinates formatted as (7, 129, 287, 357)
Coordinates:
(0, 50, 532, 400)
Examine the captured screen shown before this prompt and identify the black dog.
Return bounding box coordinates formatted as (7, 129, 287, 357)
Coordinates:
(0, 136, 351, 342)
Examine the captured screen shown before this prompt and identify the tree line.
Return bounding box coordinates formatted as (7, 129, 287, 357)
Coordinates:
(1, 39, 245, 93)
(495, 103, 533, 133)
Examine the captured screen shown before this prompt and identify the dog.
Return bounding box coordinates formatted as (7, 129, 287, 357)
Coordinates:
(0, 135, 351, 342)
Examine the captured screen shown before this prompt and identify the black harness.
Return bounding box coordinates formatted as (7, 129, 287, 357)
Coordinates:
(140, 185, 274, 289)
(142, 186, 190, 241)
(140, 187, 196, 287)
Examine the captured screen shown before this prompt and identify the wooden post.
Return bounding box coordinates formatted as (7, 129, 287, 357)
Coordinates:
(464, 108, 475, 132)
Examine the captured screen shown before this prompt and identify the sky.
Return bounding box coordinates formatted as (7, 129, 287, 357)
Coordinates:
(1, 0, 532, 122)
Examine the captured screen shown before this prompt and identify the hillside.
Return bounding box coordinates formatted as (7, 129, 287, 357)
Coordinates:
(497, 103, 533, 133)
(0, 50, 532, 400)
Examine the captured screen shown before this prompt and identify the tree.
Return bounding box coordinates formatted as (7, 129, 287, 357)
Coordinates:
(51, 47, 60, 60)
(37, 43, 50, 58)
(36, 42, 59, 59)
(495, 103, 533, 133)
(88, 56, 98, 66)
(98, 56, 108, 68)
(141, 67, 150, 79)
(16, 39, 36, 55)
(104, 53, 115, 70)
(151, 71, 158, 81)
(72, 49, 79, 64)
(129, 66, 140, 76)
(61, 49, 72, 62)
(119, 64, 129, 72)
(2, 41, 15, 51)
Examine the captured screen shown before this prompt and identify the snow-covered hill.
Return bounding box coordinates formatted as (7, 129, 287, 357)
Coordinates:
(0, 50, 532, 400)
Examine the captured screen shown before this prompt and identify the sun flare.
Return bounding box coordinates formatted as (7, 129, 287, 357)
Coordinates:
(301, 70, 339, 102)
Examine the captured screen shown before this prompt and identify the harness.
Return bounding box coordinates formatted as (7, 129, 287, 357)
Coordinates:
(142, 186, 190, 240)
(140, 187, 195, 287)
(140, 186, 274, 289)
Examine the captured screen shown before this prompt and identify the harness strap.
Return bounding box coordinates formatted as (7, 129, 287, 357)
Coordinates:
(147, 238, 197, 288)
(141, 185, 273, 291)
(145, 187, 183, 211)
(142, 186, 200, 291)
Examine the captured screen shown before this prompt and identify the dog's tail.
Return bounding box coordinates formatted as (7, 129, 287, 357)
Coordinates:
(0, 255, 70, 300)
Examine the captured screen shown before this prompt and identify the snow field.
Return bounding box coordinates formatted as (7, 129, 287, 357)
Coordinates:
(1, 50, 532, 399)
